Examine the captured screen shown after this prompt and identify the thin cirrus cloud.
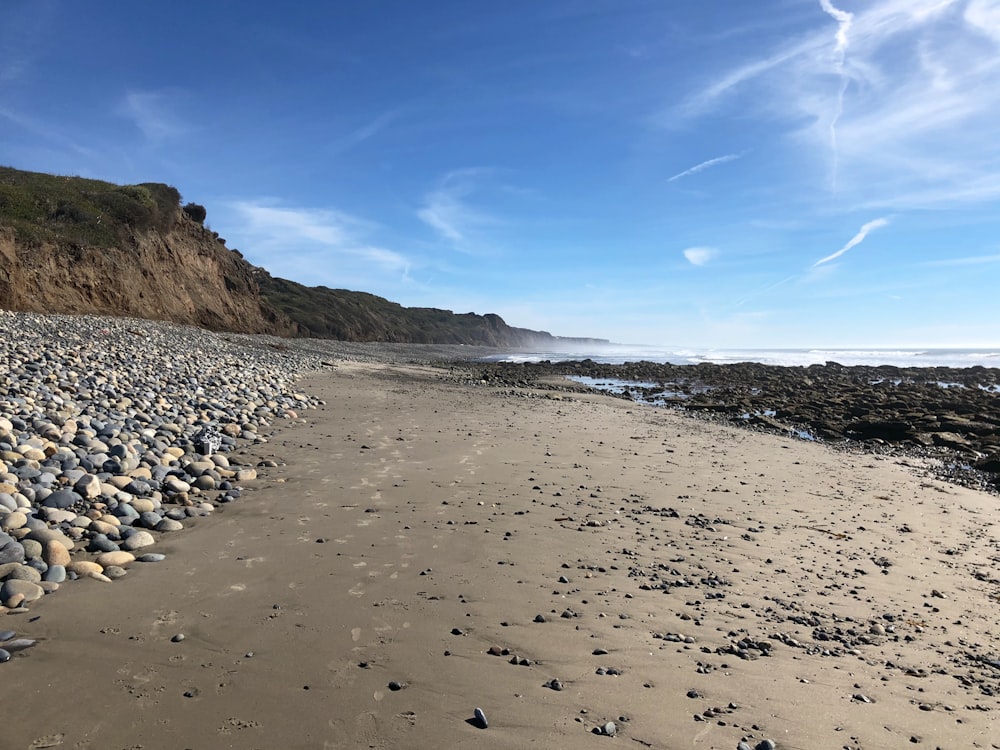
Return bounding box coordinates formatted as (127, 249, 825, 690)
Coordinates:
(667, 152, 745, 183)
(417, 169, 498, 247)
(228, 201, 411, 276)
(683, 246, 717, 266)
(920, 253, 1000, 267)
(673, 0, 1000, 207)
(117, 90, 189, 143)
(812, 217, 890, 267)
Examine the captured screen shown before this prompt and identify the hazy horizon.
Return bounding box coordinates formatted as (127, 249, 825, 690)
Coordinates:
(2, 1, 999, 348)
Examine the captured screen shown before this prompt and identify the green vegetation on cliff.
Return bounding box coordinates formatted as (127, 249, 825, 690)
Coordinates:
(0, 166, 181, 247)
(256, 271, 550, 346)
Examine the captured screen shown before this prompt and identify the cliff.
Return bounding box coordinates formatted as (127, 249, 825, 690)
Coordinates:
(0, 166, 607, 347)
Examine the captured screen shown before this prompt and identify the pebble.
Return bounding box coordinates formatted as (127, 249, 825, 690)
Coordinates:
(0, 311, 324, 659)
(473, 707, 488, 729)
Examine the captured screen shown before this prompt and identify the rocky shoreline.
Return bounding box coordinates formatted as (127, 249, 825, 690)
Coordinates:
(450, 359, 1000, 494)
(0, 311, 330, 625)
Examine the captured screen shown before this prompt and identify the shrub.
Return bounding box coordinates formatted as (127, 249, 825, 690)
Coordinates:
(183, 202, 207, 223)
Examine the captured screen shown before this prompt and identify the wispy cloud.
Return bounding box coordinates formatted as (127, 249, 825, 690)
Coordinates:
(673, 0, 1000, 208)
(0, 106, 97, 158)
(812, 217, 890, 267)
(668, 152, 745, 182)
(350, 110, 399, 144)
(818, 0, 854, 189)
(118, 90, 189, 142)
(683, 246, 718, 266)
(418, 169, 498, 247)
(229, 201, 410, 276)
(920, 253, 1000, 267)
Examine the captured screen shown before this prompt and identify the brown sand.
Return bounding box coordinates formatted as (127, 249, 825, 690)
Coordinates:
(6, 362, 1000, 749)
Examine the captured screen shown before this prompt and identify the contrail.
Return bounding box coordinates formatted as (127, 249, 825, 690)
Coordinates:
(668, 152, 744, 182)
(819, 0, 853, 191)
(813, 217, 889, 267)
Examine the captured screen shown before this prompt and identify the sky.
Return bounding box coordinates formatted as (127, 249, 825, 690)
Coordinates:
(2, 0, 999, 348)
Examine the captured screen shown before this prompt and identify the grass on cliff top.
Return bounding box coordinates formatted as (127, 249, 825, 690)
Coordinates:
(0, 166, 181, 248)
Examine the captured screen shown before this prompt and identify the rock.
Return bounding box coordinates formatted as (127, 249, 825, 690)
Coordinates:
(101, 564, 127, 579)
(74, 474, 102, 499)
(138, 511, 163, 529)
(136, 553, 166, 562)
(473, 707, 488, 729)
(0, 512, 27, 531)
(19, 538, 42, 561)
(128, 498, 156, 514)
(42, 539, 71, 567)
(0, 648, 10, 663)
(121, 530, 156, 551)
(43, 564, 66, 583)
(163, 477, 192, 494)
(6, 564, 42, 582)
(2, 638, 37, 652)
(95, 551, 135, 568)
(1, 578, 44, 604)
(155, 518, 184, 532)
(41, 489, 81, 509)
(601, 722, 617, 737)
(0, 532, 25, 565)
(66, 560, 103, 576)
(24, 528, 73, 550)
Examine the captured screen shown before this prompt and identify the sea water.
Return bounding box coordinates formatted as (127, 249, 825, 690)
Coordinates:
(483, 345, 1000, 369)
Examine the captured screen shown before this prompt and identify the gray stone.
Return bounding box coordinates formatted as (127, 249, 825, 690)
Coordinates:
(156, 518, 184, 532)
(42, 489, 80, 509)
(138, 511, 163, 529)
(6, 564, 42, 582)
(0, 533, 25, 565)
(87, 535, 120, 553)
(103, 565, 127, 580)
(19, 539, 42, 560)
(43, 564, 66, 583)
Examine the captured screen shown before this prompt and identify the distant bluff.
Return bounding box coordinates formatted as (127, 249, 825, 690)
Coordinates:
(0, 166, 606, 347)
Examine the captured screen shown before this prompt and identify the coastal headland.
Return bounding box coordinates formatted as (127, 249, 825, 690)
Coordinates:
(1, 313, 999, 749)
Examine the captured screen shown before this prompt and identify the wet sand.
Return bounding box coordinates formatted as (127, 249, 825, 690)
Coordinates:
(7, 361, 1000, 749)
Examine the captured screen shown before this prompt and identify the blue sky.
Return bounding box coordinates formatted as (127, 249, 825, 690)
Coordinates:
(2, 0, 999, 347)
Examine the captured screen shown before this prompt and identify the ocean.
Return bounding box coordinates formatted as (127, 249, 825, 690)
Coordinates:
(482, 345, 1000, 369)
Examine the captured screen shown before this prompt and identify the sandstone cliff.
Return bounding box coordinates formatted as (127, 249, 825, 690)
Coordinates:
(0, 166, 607, 347)
(0, 219, 294, 335)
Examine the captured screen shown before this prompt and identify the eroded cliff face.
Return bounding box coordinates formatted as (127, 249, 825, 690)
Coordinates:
(0, 213, 296, 335)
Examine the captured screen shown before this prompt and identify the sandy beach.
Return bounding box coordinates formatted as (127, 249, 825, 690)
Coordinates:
(6, 360, 1000, 750)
